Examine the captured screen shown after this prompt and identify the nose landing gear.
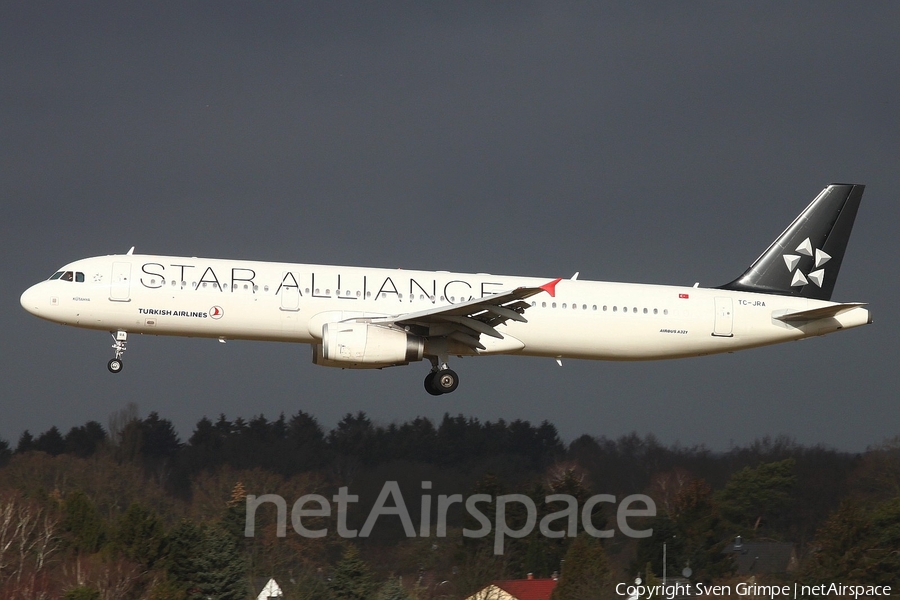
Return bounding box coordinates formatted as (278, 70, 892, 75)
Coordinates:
(108, 330, 127, 373)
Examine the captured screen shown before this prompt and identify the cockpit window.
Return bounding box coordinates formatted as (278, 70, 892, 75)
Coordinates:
(49, 271, 85, 282)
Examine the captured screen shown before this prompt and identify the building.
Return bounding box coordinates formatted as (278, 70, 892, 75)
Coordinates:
(466, 574, 558, 600)
(723, 537, 798, 575)
(254, 577, 283, 600)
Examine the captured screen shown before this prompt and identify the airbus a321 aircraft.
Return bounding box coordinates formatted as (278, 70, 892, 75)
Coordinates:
(21, 184, 871, 395)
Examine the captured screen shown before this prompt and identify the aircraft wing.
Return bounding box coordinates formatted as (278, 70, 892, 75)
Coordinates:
(373, 278, 561, 350)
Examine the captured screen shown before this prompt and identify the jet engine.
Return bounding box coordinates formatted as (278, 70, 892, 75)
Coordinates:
(312, 322, 424, 369)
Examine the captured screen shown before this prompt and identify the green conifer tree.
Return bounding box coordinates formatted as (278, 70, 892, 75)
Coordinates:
(166, 520, 248, 600)
(377, 576, 412, 600)
(715, 458, 796, 534)
(63, 490, 106, 553)
(64, 587, 101, 600)
(803, 497, 900, 585)
(114, 502, 167, 568)
(551, 534, 613, 600)
(330, 545, 378, 600)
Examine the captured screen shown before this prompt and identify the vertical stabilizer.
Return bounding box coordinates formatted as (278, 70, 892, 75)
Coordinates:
(719, 184, 864, 301)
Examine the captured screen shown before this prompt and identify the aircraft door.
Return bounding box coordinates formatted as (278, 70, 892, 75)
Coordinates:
(713, 297, 733, 337)
(280, 274, 300, 311)
(109, 262, 132, 302)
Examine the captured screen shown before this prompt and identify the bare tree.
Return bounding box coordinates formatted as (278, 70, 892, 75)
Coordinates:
(0, 492, 60, 600)
(107, 402, 140, 447)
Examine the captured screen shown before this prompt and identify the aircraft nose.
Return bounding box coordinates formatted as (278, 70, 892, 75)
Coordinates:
(20, 283, 43, 315)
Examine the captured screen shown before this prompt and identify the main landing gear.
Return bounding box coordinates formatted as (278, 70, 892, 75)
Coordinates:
(108, 330, 127, 374)
(424, 358, 459, 396)
(424, 369, 459, 395)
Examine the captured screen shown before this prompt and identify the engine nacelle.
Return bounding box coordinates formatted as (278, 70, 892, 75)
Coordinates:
(312, 322, 424, 369)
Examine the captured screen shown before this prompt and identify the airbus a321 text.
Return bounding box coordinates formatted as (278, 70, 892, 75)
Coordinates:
(21, 184, 871, 395)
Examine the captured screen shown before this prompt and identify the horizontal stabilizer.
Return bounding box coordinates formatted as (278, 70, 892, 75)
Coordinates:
(775, 303, 867, 323)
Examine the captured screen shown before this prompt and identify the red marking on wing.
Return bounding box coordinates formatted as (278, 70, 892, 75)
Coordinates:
(540, 278, 563, 297)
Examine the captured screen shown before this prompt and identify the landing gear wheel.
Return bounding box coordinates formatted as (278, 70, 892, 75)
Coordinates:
(424, 372, 442, 396)
(433, 369, 459, 394)
(108, 358, 124, 373)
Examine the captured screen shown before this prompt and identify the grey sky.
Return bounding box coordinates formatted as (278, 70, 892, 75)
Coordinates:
(2, 3, 898, 451)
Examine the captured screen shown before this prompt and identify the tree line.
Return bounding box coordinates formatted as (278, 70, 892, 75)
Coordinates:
(0, 406, 897, 598)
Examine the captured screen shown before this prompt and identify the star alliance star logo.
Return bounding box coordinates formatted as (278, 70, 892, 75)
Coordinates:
(783, 237, 830, 287)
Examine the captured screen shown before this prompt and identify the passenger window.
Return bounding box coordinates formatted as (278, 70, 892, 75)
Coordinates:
(552, 302, 557, 308)
(562, 303, 567, 309)
(653, 308, 658, 314)
(542, 302, 547, 308)
(613, 306, 618, 312)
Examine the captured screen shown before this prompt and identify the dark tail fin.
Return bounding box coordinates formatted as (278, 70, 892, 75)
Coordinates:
(718, 183, 864, 301)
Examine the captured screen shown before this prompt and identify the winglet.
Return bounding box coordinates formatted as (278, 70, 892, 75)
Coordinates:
(540, 278, 563, 297)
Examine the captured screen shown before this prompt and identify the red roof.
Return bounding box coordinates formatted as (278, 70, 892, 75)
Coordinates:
(492, 578, 558, 600)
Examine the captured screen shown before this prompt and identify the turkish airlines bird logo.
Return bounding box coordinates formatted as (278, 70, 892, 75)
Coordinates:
(210, 306, 224, 319)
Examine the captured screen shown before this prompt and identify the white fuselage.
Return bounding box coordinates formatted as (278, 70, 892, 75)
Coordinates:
(20, 254, 870, 362)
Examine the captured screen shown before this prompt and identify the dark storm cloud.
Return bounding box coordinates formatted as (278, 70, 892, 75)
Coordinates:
(2, 3, 898, 451)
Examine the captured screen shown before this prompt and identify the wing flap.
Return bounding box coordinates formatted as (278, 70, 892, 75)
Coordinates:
(371, 279, 558, 344)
